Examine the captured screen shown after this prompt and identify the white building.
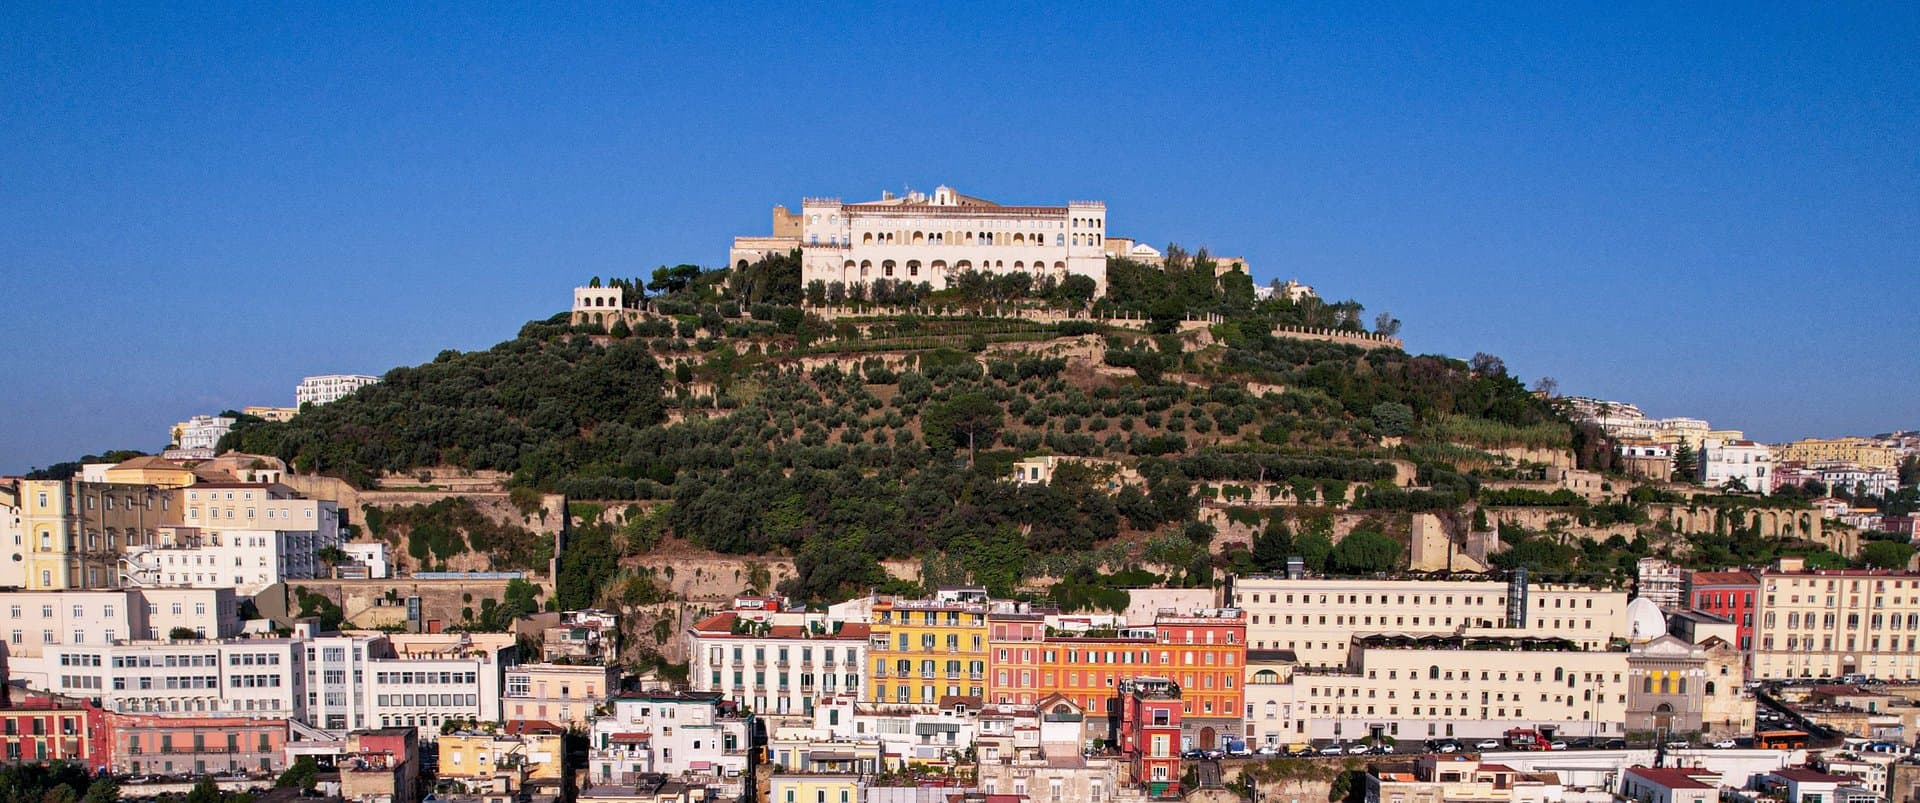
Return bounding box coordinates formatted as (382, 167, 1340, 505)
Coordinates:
(1816, 465, 1899, 498)
(1699, 439, 1773, 494)
(296, 374, 380, 407)
(0, 481, 25, 588)
(42, 637, 305, 718)
(126, 483, 341, 593)
(590, 691, 750, 784)
(686, 610, 869, 719)
(341, 542, 390, 579)
(0, 587, 241, 688)
(731, 185, 1112, 297)
(171, 415, 235, 452)
(300, 628, 517, 736)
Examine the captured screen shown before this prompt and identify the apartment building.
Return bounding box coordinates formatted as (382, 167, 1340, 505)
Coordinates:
(297, 374, 380, 406)
(145, 483, 341, 593)
(0, 692, 108, 772)
(17, 478, 179, 590)
(688, 615, 869, 719)
(504, 661, 619, 728)
(1752, 559, 1920, 680)
(867, 589, 991, 707)
(1699, 439, 1773, 494)
(43, 637, 304, 717)
(1229, 575, 1628, 668)
(1685, 571, 1760, 652)
(589, 691, 749, 783)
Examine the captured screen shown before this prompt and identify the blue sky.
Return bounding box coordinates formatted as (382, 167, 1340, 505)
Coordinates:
(2, 4, 1916, 472)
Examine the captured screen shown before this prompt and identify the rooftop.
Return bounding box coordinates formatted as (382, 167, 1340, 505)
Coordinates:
(1626, 767, 1718, 790)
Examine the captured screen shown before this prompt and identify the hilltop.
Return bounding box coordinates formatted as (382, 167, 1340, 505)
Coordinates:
(204, 251, 1876, 635)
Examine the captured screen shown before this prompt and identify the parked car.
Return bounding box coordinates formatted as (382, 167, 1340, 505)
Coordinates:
(1347, 743, 1372, 755)
(1665, 740, 1689, 750)
(1255, 745, 1280, 756)
(1182, 749, 1206, 760)
(1547, 741, 1569, 750)
(1369, 745, 1394, 755)
(1204, 749, 1226, 760)
(1710, 739, 1738, 749)
(1318, 744, 1345, 756)
(1474, 739, 1503, 750)
(1432, 741, 1461, 753)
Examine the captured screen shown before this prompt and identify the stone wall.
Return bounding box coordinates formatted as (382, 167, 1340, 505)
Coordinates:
(279, 576, 551, 631)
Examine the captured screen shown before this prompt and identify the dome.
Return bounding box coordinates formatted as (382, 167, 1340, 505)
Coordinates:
(1627, 597, 1667, 642)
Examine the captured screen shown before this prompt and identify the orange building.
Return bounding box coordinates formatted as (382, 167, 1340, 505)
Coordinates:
(107, 712, 288, 776)
(987, 608, 1246, 750)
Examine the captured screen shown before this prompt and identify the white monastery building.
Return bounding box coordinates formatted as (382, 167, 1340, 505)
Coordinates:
(730, 185, 1113, 296)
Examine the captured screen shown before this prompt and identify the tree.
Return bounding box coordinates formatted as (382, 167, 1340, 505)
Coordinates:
(185, 779, 221, 803)
(1372, 312, 1401, 337)
(82, 780, 118, 803)
(1532, 376, 1559, 398)
(1251, 521, 1293, 572)
(1295, 531, 1333, 572)
(647, 264, 702, 295)
(1860, 541, 1916, 570)
(1329, 530, 1402, 574)
(1469, 352, 1507, 378)
(276, 759, 320, 793)
(923, 393, 1004, 462)
(1672, 438, 1698, 480)
(1371, 402, 1414, 437)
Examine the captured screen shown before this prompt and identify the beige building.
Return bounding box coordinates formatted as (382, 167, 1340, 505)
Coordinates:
(503, 662, 618, 728)
(1229, 575, 1628, 668)
(1365, 755, 1576, 803)
(1293, 634, 1630, 743)
(1752, 559, 1920, 680)
(1242, 649, 1302, 750)
(731, 185, 1113, 296)
(438, 728, 566, 783)
(1775, 438, 1898, 471)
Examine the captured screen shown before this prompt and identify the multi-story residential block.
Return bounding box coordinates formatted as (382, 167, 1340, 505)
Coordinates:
(44, 636, 303, 717)
(1292, 634, 1630, 743)
(1752, 559, 1920, 679)
(1684, 571, 1759, 653)
(0, 481, 25, 588)
(1228, 575, 1628, 668)
(137, 482, 341, 593)
(973, 693, 1130, 803)
(981, 604, 1246, 748)
(589, 691, 749, 785)
(1699, 439, 1773, 494)
(17, 478, 180, 590)
(438, 727, 565, 784)
(1817, 465, 1900, 498)
(0, 692, 108, 772)
(340, 541, 390, 579)
(300, 628, 517, 735)
(1637, 558, 1686, 612)
(731, 185, 1113, 297)
(1776, 438, 1902, 472)
(1242, 649, 1301, 751)
(868, 588, 991, 707)
(1118, 677, 1183, 798)
(108, 711, 288, 776)
(0, 587, 240, 688)
(170, 415, 235, 453)
(503, 661, 618, 728)
(296, 374, 380, 407)
(688, 610, 869, 718)
(339, 727, 421, 803)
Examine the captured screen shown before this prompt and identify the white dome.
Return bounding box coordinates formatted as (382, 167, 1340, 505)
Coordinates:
(1627, 597, 1667, 642)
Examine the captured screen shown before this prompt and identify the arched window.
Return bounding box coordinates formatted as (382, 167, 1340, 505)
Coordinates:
(1428, 666, 1440, 680)
(860, 260, 871, 278)
(907, 260, 921, 277)
(883, 260, 896, 278)
(1056, 233, 1064, 246)
(863, 232, 873, 244)
(1554, 668, 1564, 681)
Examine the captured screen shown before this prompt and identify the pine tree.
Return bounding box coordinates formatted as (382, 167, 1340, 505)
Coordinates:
(1673, 438, 1698, 480)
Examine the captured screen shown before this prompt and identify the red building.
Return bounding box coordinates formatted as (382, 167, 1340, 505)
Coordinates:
(0, 691, 108, 773)
(1118, 677, 1183, 800)
(1687, 571, 1760, 652)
